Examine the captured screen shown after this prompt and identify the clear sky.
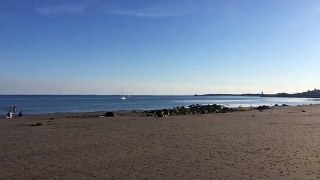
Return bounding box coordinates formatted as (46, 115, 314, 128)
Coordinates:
(0, 0, 319, 95)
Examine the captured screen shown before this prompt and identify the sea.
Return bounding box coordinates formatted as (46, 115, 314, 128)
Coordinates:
(0, 95, 320, 115)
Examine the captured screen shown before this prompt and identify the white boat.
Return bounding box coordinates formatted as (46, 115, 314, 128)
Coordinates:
(120, 89, 126, 100)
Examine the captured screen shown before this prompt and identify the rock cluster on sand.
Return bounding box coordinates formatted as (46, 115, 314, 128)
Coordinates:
(145, 104, 256, 117)
(256, 105, 270, 111)
(105, 112, 116, 117)
(30, 122, 44, 126)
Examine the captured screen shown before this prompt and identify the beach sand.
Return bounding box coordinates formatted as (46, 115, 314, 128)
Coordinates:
(0, 105, 320, 179)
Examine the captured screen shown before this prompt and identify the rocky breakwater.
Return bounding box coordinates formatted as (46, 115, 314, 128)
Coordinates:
(145, 104, 256, 117)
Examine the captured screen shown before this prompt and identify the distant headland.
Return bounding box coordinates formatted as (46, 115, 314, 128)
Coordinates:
(195, 89, 320, 98)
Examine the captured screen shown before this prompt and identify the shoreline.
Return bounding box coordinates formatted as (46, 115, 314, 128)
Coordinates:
(1, 95, 319, 116)
(1, 103, 316, 118)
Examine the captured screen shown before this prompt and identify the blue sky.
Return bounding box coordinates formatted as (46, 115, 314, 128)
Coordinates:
(0, 0, 319, 95)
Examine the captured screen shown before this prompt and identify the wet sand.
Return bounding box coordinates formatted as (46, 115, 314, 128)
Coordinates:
(0, 105, 320, 179)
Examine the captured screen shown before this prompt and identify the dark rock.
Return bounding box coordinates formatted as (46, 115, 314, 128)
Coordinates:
(30, 122, 43, 126)
(156, 111, 165, 117)
(105, 112, 116, 117)
(201, 110, 208, 114)
(256, 105, 270, 111)
(163, 109, 170, 116)
(173, 108, 179, 114)
(168, 110, 175, 115)
(274, 104, 279, 107)
(282, 104, 289, 107)
(221, 107, 230, 113)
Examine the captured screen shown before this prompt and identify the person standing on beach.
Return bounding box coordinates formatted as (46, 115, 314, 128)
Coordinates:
(6, 111, 13, 118)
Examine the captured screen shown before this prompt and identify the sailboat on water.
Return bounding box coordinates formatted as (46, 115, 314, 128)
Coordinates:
(120, 90, 126, 100)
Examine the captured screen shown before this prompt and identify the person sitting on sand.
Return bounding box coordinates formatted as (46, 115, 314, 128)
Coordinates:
(18, 110, 23, 117)
(6, 111, 13, 118)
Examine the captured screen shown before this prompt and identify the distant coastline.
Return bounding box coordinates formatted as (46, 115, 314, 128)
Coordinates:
(195, 89, 320, 98)
(194, 93, 261, 97)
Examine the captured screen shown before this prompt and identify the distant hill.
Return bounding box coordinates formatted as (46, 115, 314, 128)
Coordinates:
(262, 89, 320, 98)
(194, 93, 261, 97)
(195, 89, 320, 98)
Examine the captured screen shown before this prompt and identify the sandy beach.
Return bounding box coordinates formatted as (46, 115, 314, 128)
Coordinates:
(0, 105, 320, 179)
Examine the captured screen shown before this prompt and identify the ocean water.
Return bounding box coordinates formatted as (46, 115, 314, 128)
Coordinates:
(0, 95, 319, 115)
